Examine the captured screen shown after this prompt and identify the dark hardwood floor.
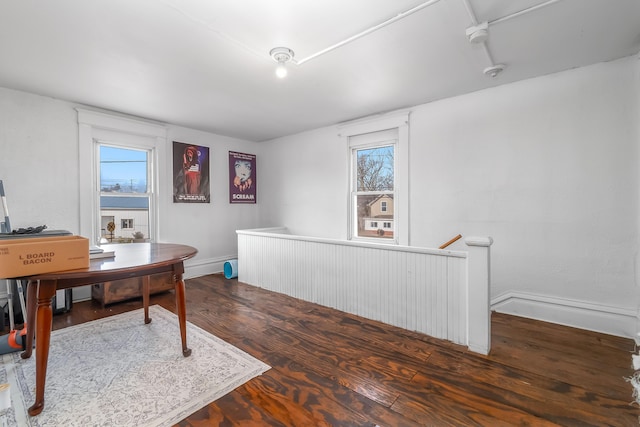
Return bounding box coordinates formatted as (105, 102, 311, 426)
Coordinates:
(52, 274, 639, 426)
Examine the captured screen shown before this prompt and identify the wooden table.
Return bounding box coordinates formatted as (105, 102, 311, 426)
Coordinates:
(19, 242, 198, 416)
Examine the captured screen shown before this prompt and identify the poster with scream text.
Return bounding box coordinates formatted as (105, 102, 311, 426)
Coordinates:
(229, 151, 256, 204)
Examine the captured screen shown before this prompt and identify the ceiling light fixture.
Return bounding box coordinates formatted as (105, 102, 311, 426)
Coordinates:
(270, 47, 294, 78)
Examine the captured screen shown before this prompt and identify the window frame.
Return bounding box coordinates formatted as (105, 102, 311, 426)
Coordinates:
(340, 110, 409, 245)
(97, 142, 153, 243)
(351, 139, 396, 242)
(78, 109, 166, 245)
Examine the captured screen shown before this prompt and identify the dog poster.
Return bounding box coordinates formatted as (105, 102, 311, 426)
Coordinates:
(229, 151, 256, 204)
(173, 141, 210, 203)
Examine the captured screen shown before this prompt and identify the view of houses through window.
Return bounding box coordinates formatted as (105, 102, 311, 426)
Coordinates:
(99, 144, 152, 243)
(352, 141, 395, 240)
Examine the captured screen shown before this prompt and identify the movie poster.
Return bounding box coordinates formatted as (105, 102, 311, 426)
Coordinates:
(173, 141, 210, 203)
(229, 151, 256, 204)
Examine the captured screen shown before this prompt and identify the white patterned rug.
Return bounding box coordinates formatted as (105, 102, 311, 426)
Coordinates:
(0, 305, 270, 426)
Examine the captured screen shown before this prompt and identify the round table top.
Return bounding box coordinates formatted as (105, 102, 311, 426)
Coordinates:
(25, 242, 198, 283)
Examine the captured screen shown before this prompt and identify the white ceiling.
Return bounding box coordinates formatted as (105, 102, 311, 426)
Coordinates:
(0, 0, 638, 142)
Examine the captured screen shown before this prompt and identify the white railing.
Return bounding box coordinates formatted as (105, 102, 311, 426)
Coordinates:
(237, 227, 493, 354)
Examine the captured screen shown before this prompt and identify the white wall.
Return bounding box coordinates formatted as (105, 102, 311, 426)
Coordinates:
(0, 88, 80, 232)
(411, 56, 639, 337)
(163, 125, 263, 277)
(0, 87, 263, 285)
(260, 56, 640, 338)
(259, 125, 348, 238)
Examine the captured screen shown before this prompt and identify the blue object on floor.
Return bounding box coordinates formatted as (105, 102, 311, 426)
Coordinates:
(224, 259, 238, 279)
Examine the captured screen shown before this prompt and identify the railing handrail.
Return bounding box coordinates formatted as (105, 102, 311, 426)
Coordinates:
(237, 227, 467, 258)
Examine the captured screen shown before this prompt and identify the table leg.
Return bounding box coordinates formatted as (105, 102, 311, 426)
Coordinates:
(21, 280, 37, 360)
(28, 280, 56, 416)
(142, 275, 151, 324)
(173, 264, 191, 357)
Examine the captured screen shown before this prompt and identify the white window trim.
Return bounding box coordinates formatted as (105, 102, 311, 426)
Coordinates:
(339, 110, 410, 246)
(77, 109, 167, 245)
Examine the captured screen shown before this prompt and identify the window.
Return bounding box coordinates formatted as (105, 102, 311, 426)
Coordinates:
(78, 109, 165, 246)
(342, 111, 409, 245)
(98, 144, 152, 243)
(350, 129, 396, 241)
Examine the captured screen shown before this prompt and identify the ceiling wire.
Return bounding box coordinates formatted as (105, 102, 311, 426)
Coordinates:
(158, 0, 443, 66)
(461, 0, 497, 71)
(297, 0, 565, 67)
(294, 0, 442, 65)
(160, 0, 563, 70)
(461, 0, 479, 26)
(300, 0, 565, 67)
(462, 0, 564, 73)
(489, 0, 563, 26)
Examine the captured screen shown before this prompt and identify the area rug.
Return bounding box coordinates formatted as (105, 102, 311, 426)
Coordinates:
(0, 305, 270, 426)
(627, 354, 640, 406)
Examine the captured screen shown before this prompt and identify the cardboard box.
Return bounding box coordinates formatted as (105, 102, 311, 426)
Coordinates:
(0, 235, 89, 278)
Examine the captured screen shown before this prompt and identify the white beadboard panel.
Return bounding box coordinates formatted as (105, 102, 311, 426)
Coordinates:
(237, 227, 490, 352)
(447, 256, 467, 345)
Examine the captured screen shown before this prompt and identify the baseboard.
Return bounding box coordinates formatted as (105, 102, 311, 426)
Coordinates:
(184, 255, 236, 280)
(491, 291, 637, 340)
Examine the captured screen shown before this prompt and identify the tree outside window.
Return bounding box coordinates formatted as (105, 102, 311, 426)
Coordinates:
(344, 112, 408, 245)
(353, 144, 394, 240)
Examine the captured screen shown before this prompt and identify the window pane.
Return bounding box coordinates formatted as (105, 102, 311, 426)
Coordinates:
(99, 145, 150, 243)
(100, 195, 149, 243)
(355, 194, 394, 239)
(356, 146, 394, 192)
(100, 146, 148, 193)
